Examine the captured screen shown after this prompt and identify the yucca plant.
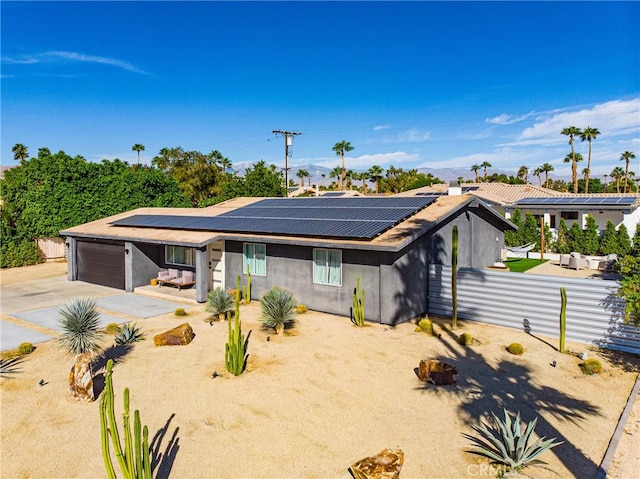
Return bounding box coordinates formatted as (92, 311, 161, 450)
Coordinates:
(260, 287, 297, 335)
(114, 323, 145, 346)
(206, 288, 234, 320)
(58, 297, 104, 356)
(463, 409, 562, 476)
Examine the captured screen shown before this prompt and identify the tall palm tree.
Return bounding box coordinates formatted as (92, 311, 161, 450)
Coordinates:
(533, 166, 543, 186)
(517, 165, 529, 184)
(480, 161, 492, 182)
(368, 165, 384, 195)
(356, 171, 368, 194)
(562, 152, 583, 194)
(12, 143, 29, 163)
(220, 157, 232, 175)
(579, 127, 600, 194)
(540, 163, 554, 189)
(321, 173, 326, 188)
(582, 167, 590, 191)
(610, 167, 624, 193)
(332, 141, 354, 190)
(603, 174, 608, 189)
(620, 151, 636, 193)
(561, 126, 582, 193)
(131, 143, 145, 165)
(470, 164, 481, 182)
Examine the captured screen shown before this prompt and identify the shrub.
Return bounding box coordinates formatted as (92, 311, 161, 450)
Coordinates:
(57, 297, 103, 356)
(415, 318, 433, 334)
(17, 342, 35, 355)
(114, 323, 145, 346)
(463, 408, 562, 475)
(580, 358, 603, 375)
(174, 308, 186, 316)
(105, 323, 121, 335)
(296, 304, 308, 314)
(206, 288, 234, 320)
(260, 287, 297, 335)
(458, 332, 473, 346)
(0, 240, 44, 268)
(507, 343, 524, 355)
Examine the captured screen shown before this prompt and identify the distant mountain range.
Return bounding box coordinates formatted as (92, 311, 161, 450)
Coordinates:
(231, 162, 575, 184)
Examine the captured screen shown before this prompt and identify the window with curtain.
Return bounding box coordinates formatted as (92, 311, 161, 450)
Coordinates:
(165, 245, 195, 267)
(313, 248, 342, 286)
(243, 243, 266, 276)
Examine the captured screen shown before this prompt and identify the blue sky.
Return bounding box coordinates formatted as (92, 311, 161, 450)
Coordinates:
(2, 1, 639, 180)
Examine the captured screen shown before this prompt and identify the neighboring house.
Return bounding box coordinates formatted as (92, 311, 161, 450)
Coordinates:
(408, 182, 640, 238)
(60, 195, 515, 325)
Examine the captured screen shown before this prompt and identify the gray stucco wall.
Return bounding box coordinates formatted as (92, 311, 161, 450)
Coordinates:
(130, 243, 166, 289)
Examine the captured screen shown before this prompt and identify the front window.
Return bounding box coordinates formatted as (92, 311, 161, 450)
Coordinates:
(560, 211, 579, 220)
(243, 243, 266, 276)
(165, 245, 195, 267)
(313, 248, 342, 286)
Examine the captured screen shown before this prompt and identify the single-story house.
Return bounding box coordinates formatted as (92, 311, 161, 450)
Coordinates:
(407, 182, 639, 238)
(60, 194, 515, 325)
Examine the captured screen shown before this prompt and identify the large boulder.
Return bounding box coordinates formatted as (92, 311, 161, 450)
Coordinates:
(417, 359, 457, 385)
(154, 322, 195, 346)
(69, 352, 95, 401)
(349, 448, 404, 479)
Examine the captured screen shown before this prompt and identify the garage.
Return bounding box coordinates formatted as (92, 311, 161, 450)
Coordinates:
(76, 240, 125, 289)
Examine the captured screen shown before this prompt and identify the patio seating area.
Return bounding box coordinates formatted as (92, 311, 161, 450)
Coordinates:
(559, 252, 618, 272)
(156, 269, 195, 291)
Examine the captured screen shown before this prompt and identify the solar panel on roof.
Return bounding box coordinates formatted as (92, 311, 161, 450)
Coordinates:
(513, 196, 638, 207)
(321, 192, 345, 197)
(110, 196, 437, 240)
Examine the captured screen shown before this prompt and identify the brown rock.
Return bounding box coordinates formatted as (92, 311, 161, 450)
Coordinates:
(417, 359, 457, 385)
(349, 448, 404, 479)
(154, 322, 195, 346)
(69, 352, 95, 401)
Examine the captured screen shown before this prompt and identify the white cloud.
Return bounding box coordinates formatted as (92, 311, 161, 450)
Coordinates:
(1, 51, 148, 75)
(515, 98, 640, 145)
(373, 124, 391, 131)
(398, 128, 431, 143)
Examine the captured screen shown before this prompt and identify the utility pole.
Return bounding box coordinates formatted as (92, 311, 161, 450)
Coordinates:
(272, 130, 301, 197)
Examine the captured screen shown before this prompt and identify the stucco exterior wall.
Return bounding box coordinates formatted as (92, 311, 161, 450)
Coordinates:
(130, 243, 164, 289)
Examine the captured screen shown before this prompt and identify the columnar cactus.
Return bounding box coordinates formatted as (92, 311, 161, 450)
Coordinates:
(352, 277, 365, 326)
(559, 287, 567, 353)
(100, 359, 151, 479)
(225, 314, 250, 376)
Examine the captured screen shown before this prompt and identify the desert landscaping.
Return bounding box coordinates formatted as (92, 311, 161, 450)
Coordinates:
(1, 263, 639, 478)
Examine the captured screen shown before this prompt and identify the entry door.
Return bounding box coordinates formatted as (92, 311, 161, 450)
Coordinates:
(209, 241, 225, 291)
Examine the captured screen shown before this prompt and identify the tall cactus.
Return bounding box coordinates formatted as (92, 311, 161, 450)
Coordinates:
(559, 287, 567, 353)
(352, 277, 365, 326)
(100, 359, 151, 479)
(244, 266, 251, 304)
(235, 275, 241, 318)
(225, 314, 250, 376)
(452, 225, 459, 330)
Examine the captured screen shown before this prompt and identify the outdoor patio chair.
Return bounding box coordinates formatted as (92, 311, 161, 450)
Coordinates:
(559, 254, 571, 268)
(568, 255, 589, 270)
(157, 269, 179, 281)
(172, 271, 195, 290)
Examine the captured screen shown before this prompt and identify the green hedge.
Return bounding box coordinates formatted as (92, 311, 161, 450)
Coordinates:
(1, 240, 44, 268)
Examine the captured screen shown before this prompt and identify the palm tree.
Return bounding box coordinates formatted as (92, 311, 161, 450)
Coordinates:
(540, 163, 554, 189)
(356, 171, 368, 194)
(480, 161, 492, 182)
(12, 143, 29, 163)
(332, 141, 354, 190)
(561, 126, 582, 193)
(620, 151, 636, 193)
(533, 167, 543, 186)
(470, 164, 481, 182)
(603, 174, 608, 189)
(220, 157, 232, 175)
(296, 168, 309, 187)
(329, 166, 342, 189)
(517, 165, 529, 184)
(563, 152, 583, 193)
(131, 143, 145, 165)
(321, 173, 326, 188)
(610, 166, 624, 193)
(368, 165, 384, 195)
(579, 127, 600, 193)
(346, 169, 355, 190)
(582, 167, 590, 191)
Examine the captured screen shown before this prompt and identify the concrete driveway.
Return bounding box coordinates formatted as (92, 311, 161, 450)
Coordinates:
(1, 275, 189, 352)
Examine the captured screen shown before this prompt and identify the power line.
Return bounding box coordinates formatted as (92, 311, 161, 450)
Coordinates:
(272, 130, 301, 197)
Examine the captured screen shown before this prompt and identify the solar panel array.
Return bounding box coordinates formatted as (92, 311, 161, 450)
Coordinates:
(110, 196, 438, 240)
(514, 196, 638, 207)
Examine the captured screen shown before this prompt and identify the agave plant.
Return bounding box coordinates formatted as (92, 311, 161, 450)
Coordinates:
(206, 288, 234, 320)
(114, 322, 145, 346)
(58, 297, 104, 356)
(260, 287, 297, 335)
(463, 409, 562, 475)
